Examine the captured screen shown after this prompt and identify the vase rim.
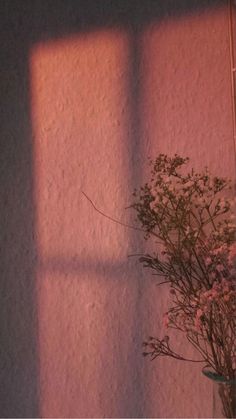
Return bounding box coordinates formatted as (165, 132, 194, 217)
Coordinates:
(202, 366, 236, 384)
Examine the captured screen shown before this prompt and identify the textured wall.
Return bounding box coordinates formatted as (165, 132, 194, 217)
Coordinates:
(0, 1, 235, 417)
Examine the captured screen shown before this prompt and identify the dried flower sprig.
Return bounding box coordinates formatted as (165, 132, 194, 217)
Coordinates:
(143, 335, 203, 363)
(132, 154, 236, 381)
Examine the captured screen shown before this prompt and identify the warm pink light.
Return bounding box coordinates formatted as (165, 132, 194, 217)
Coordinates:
(140, 7, 234, 177)
(29, 5, 233, 417)
(30, 29, 135, 417)
(30, 30, 131, 259)
(138, 6, 234, 418)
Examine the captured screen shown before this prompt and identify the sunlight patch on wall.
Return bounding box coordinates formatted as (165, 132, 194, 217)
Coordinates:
(30, 30, 140, 417)
(140, 6, 234, 178)
(137, 6, 233, 418)
(30, 29, 131, 262)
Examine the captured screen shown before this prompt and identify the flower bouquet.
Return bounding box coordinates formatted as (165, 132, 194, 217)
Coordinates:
(131, 154, 236, 418)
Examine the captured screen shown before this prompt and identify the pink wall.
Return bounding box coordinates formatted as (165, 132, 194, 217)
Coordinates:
(0, 1, 235, 417)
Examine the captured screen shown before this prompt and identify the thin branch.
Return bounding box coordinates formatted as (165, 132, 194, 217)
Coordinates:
(82, 191, 146, 233)
(82, 191, 164, 244)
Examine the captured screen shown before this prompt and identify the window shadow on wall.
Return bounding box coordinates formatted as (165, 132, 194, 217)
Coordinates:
(0, 0, 225, 417)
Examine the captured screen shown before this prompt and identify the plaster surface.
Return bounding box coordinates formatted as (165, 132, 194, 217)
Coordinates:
(0, 1, 235, 417)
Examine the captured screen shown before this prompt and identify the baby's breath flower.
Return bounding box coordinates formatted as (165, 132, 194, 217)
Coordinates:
(205, 257, 212, 266)
(132, 154, 236, 385)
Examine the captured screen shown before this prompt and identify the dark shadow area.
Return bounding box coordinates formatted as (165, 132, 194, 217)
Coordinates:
(13, 0, 225, 44)
(39, 256, 134, 278)
(0, 9, 39, 418)
(0, 0, 225, 417)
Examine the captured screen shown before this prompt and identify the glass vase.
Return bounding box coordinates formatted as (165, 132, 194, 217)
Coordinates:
(202, 367, 236, 418)
(213, 380, 236, 418)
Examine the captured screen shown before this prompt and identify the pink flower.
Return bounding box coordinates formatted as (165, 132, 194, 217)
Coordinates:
(194, 309, 205, 331)
(222, 279, 230, 293)
(196, 309, 203, 318)
(163, 313, 170, 328)
(211, 245, 226, 256)
(202, 290, 213, 303)
(150, 197, 159, 210)
(211, 289, 219, 299)
(205, 257, 212, 266)
(213, 282, 220, 291)
(228, 244, 236, 264)
(216, 264, 224, 272)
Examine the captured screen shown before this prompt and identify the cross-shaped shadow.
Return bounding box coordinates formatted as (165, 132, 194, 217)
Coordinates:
(0, 1, 230, 417)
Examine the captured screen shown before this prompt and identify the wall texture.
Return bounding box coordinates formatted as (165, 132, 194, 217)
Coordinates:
(0, 1, 235, 417)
